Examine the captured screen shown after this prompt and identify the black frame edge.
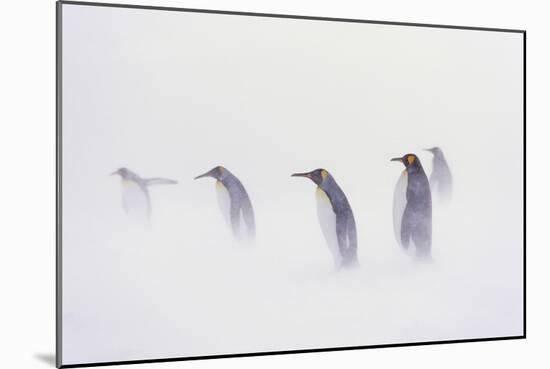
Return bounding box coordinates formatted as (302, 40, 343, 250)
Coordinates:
(522, 30, 527, 339)
(58, 0, 526, 34)
(56, 0, 63, 367)
(55, 1, 527, 368)
(59, 335, 526, 368)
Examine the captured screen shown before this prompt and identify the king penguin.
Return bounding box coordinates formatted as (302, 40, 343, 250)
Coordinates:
(391, 154, 432, 258)
(425, 147, 453, 203)
(292, 169, 358, 269)
(194, 166, 255, 240)
(111, 167, 177, 221)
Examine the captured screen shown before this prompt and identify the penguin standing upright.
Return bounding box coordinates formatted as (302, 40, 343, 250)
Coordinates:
(111, 167, 178, 221)
(425, 147, 453, 203)
(194, 166, 255, 240)
(292, 169, 358, 269)
(391, 154, 432, 258)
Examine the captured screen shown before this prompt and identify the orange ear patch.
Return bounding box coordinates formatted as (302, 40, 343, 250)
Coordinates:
(407, 155, 416, 165)
(321, 169, 328, 180)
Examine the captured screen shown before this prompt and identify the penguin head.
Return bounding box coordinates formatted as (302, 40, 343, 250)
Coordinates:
(111, 167, 130, 179)
(424, 147, 442, 156)
(391, 154, 422, 170)
(194, 166, 228, 181)
(291, 168, 330, 186)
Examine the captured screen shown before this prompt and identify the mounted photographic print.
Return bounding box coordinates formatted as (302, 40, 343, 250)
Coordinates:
(56, 1, 525, 367)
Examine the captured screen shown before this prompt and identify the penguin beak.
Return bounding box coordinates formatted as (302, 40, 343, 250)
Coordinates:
(291, 172, 311, 179)
(390, 157, 403, 163)
(424, 148, 435, 153)
(194, 171, 211, 180)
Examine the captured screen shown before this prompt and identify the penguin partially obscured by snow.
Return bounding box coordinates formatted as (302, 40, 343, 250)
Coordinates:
(111, 167, 177, 222)
(194, 166, 255, 240)
(425, 147, 453, 203)
(292, 169, 358, 269)
(391, 154, 432, 259)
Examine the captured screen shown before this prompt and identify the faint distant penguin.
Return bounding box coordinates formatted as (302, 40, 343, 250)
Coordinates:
(111, 167, 177, 221)
(292, 169, 358, 269)
(425, 147, 453, 203)
(391, 154, 432, 258)
(194, 166, 255, 240)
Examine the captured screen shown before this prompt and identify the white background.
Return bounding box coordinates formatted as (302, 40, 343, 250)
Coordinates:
(0, 0, 547, 369)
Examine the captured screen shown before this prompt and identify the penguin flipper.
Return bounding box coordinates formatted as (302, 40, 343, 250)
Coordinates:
(241, 197, 256, 239)
(345, 215, 358, 266)
(144, 177, 178, 186)
(230, 201, 241, 238)
(336, 214, 357, 267)
(400, 205, 413, 249)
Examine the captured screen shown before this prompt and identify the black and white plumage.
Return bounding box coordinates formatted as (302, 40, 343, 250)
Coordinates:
(425, 147, 453, 203)
(111, 167, 177, 221)
(195, 166, 255, 240)
(292, 169, 358, 269)
(391, 154, 432, 258)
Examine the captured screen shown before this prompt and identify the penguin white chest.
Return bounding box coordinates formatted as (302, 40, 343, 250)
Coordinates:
(122, 180, 150, 219)
(316, 187, 341, 267)
(392, 170, 408, 246)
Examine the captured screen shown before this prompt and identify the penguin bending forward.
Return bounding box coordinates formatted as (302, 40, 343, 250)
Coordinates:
(292, 169, 358, 269)
(425, 147, 453, 203)
(195, 166, 255, 240)
(111, 167, 178, 221)
(391, 154, 432, 258)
